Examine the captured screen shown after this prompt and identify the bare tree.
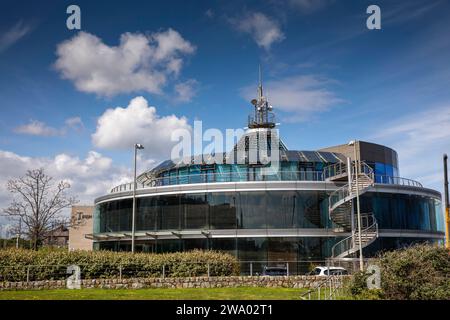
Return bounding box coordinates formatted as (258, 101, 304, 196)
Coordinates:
(2, 168, 78, 250)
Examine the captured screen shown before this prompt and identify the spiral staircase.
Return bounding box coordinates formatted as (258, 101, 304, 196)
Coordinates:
(323, 161, 378, 259)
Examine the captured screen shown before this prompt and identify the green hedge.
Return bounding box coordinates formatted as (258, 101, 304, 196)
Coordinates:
(379, 244, 450, 300)
(0, 248, 240, 281)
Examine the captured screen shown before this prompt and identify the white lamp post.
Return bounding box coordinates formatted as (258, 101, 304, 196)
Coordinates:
(348, 140, 364, 271)
(131, 143, 144, 253)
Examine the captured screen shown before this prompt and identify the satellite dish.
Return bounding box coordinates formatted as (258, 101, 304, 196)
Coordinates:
(251, 99, 257, 106)
(268, 105, 273, 110)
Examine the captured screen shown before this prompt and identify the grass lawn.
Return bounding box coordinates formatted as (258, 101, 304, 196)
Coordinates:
(0, 287, 311, 300)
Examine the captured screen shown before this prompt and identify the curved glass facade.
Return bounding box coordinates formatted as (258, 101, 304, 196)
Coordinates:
(94, 134, 444, 270)
(95, 191, 443, 234)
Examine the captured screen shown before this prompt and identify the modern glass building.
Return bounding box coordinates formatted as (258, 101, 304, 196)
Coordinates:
(91, 82, 445, 274)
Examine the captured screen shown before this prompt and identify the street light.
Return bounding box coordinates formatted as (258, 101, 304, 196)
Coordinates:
(131, 143, 144, 253)
(348, 140, 364, 271)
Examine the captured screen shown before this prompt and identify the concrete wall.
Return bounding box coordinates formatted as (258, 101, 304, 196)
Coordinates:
(69, 206, 94, 251)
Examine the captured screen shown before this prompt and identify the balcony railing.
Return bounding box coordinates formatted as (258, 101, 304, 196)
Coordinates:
(110, 172, 423, 193)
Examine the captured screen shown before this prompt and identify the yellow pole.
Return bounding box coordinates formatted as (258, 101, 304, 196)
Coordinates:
(444, 154, 450, 248)
(446, 207, 450, 249)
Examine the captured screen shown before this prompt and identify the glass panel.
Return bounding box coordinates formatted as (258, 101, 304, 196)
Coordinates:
(209, 193, 237, 229)
(236, 192, 266, 229)
(216, 164, 231, 182)
(189, 165, 202, 183)
(178, 167, 189, 184)
(266, 191, 296, 228)
(181, 193, 209, 230)
(137, 197, 157, 231)
(157, 195, 180, 230)
(301, 151, 323, 162)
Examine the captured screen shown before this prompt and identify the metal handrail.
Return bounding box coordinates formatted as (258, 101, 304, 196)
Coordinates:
(374, 175, 422, 187)
(110, 170, 423, 194)
(110, 171, 325, 193)
(300, 274, 345, 300)
(323, 162, 347, 179)
(331, 213, 378, 258)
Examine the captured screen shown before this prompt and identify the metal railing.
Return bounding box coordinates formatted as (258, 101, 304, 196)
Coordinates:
(0, 260, 356, 282)
(111, 171, 325, 193)
(374, 175, 423, 187)
(331, 213, 378, 258)
(110, 170, 423, 194)
(323, 162, 348, 180)
(300, 273, 346, 300)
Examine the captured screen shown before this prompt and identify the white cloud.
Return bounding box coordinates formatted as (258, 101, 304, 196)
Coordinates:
(230, 12, 285, 50)
(14, 120, 60, 136)
(54, 30, 196, 97)
(241, 75, 342, 121)
(174, 79, 199, 103)
(0, 20, 32, 53)
(0, 150, 131, 215)
(92, 96, 191, 159)
(64, 116, 84, 132)
(371, 105, 450, 191)
(14, 117, 84, 136)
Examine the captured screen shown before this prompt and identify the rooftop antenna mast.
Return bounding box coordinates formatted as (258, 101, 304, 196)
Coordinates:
(249, 65, 275, 129)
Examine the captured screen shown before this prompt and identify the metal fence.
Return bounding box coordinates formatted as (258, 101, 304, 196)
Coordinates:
(0, 260, 363, 282)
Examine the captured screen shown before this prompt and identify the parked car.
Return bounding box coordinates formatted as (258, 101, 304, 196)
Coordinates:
(262, 266, 288, 276)
(307, 266, 348, 276)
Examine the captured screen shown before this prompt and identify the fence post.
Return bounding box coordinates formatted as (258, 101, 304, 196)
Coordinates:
(162, 264, 165, 279)
(26, 266, 30, 284)
(286, 262, 289, 276)
(119, 265, 122, 280)
(207, 264, 210, 278)
(250, 262, 253, 276)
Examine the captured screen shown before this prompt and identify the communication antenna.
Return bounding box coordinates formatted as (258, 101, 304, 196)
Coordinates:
(247, 65, 276, 129)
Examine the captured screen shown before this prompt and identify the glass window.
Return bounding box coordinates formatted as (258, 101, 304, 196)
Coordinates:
(236, 192, 266, 229)
(281, 162, 298, 181)
(178, 167, 189, 184)
(266, 191, 296, 229)
(216, 164, 231, 182)
(209, 193, 237, 229)
(181, 193, 209, 230)
(137, 197, 157, 231)
(189, 165, 202, 184)
(157, 195, 180, 230)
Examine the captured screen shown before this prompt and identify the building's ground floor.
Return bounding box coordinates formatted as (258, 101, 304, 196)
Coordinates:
(94, 234, 443, 275)
(92, 181, 445, 274)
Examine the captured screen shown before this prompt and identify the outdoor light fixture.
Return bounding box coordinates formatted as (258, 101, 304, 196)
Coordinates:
(132, 143, 144, 253)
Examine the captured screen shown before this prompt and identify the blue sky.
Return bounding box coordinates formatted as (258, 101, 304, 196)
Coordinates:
(1, 0, 450, 220)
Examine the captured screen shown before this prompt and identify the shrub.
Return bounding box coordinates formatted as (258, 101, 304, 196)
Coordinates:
(0, 248, 240, 281)
(379, 244, 450, 300)
(345, 271, 383, 300)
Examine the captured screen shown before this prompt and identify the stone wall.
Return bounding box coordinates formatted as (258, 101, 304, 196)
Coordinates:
(0, 275, 346, 291)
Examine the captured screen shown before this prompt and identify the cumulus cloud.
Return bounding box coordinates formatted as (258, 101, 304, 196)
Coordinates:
(54, 29, 196, 97)
(371, 104, 450, 191)
(92, 96, 191, 159)
(0, 150, 132, 219)
(13, 117, 84, 136)
(230, 12, 285, 50)
(241, 75, 342, 121)
(0, 20, 32, 53)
